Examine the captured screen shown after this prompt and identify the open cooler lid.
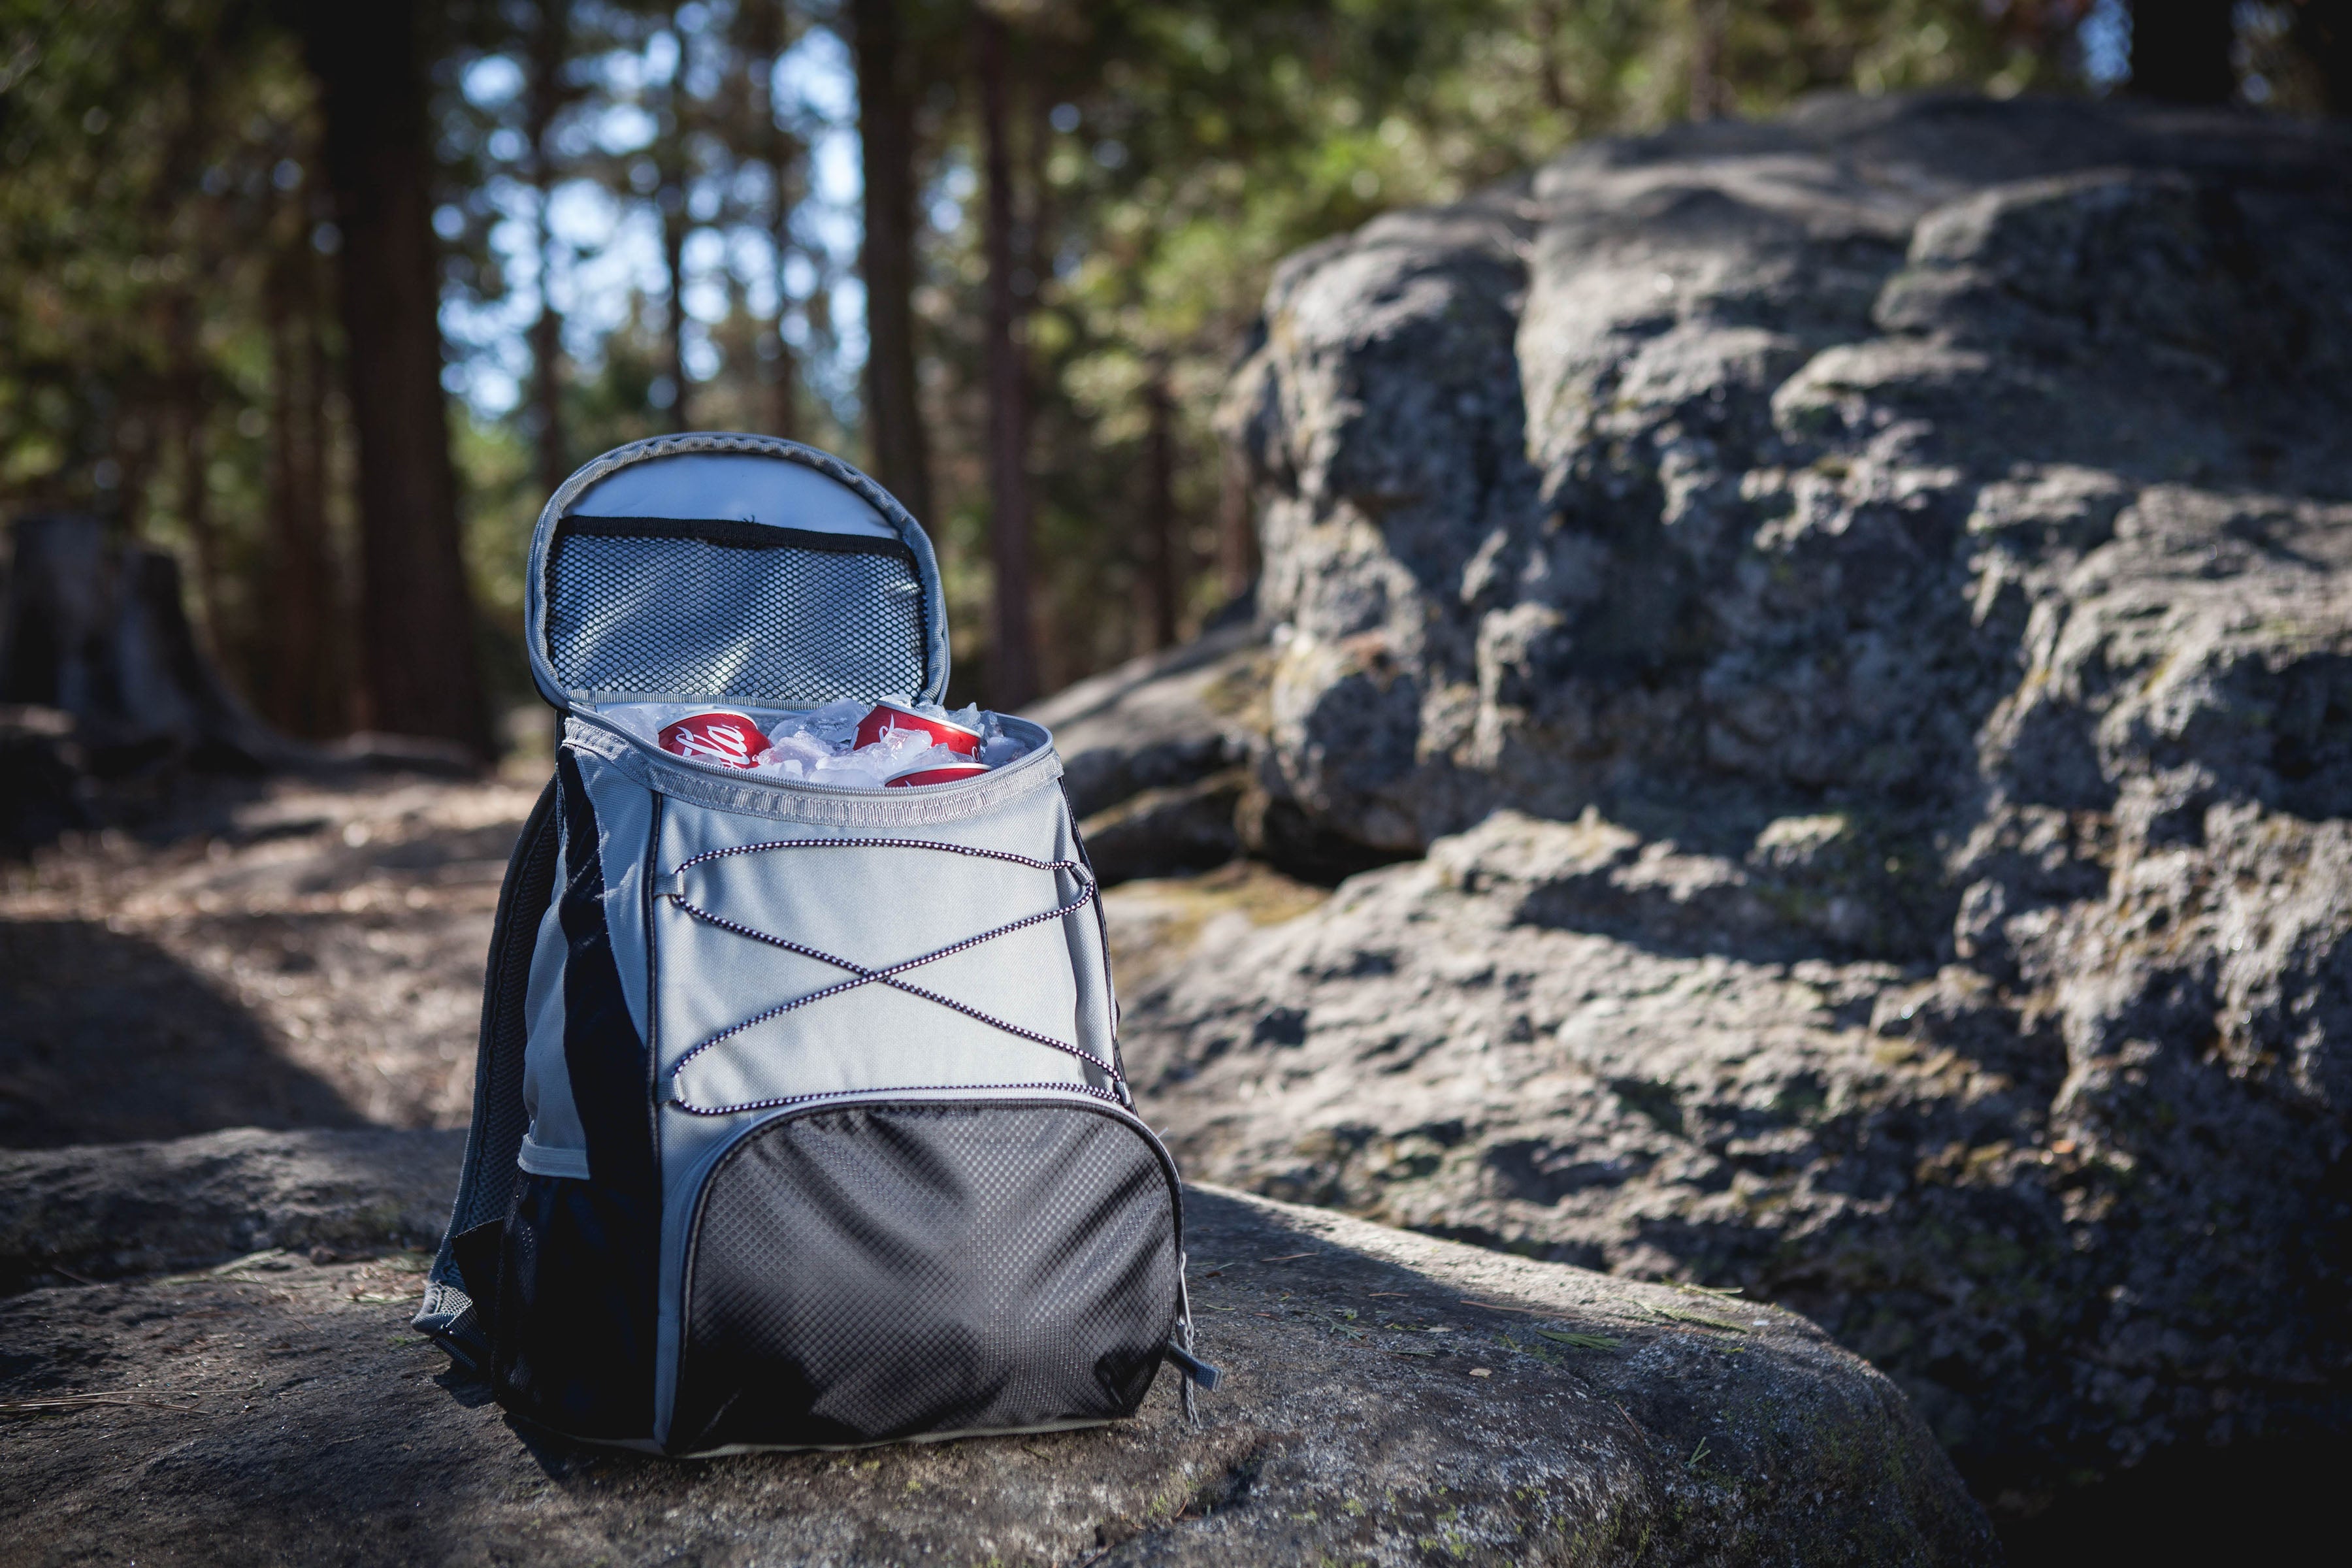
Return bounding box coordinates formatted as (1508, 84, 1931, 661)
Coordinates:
(524, 434, 951, 712)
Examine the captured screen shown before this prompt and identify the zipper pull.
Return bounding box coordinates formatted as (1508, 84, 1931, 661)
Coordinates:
(1164, 1337, 1221, 1392)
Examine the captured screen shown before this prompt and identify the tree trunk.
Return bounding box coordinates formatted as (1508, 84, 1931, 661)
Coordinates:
(0, 515, 284, 766)
(528, 0, 571, 499)
(851, 0, 932, 522)
(1135, 367, 1179, 654)
(976, 8, 1036, 708)
(2127, 0, 2238, 103)
(662, 188, 692, 430)
(1532, 2, 1574, 116)
(168, 295, 221, 646)
(263, 238, 342, 738)
(2291, 0, 2351, 114)
(657, 8, 693, 431)
(302, 2, 491, 759)
(1687, 0, 1731, 120)
(1217, 442, 1259, 606)
(749, 0, 800, 440)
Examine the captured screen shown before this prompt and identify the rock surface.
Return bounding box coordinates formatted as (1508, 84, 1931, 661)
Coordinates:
(0, 1129, 1993, 1566)
(0, 1126, 464, 1293)
(1163, 93, 2352, 1509)
(1026, 620, 1266, 822)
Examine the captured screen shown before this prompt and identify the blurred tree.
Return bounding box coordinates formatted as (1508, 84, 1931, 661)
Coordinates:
(16, 0, 2351, 755)
(975, 3, 1036, 705)
(2290, 0, 2352, 112)
(852, 0, 934, 521)
(526, 0, 576, 498)
(2127, 0, 2238, 103)
(301, 1, 492, 755)
(743, 0, 805, 438)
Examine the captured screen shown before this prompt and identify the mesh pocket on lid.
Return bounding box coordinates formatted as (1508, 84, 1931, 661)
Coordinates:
(545, 517, 928, 705)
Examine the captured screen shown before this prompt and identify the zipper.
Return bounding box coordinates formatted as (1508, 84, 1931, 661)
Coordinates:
(666, 1077, 1130, 1120)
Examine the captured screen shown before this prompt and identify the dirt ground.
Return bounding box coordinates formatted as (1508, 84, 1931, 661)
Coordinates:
(0, 768, 1323, 1151)
(1, 772, 541, 1145)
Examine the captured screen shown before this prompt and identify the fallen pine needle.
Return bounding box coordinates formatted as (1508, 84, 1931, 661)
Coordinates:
(1, 1391, 204, 1416)
(1462, 1298, 1544, 1315)
(1259, 1253, 1316, 1263)
(1534, 1329, 1622, 1350)
(1646, 1303, 1748, 1333)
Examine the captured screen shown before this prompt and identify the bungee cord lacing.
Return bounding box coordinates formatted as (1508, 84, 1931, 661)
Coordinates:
(660, 836, 1126, 1117)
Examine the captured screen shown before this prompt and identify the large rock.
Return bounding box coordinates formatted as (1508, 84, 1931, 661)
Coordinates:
(1224, 95, 2352, 857)
(0, 1126, 464, 1292)
(1026, 619, 1266, 821)
(0, 1128, 1992, 1565)
(1169, 93, 2352, 1509)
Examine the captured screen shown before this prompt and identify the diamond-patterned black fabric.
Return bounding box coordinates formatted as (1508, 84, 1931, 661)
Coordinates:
(670, 1101, 1179, 1452)
(545, 517, 928, 704)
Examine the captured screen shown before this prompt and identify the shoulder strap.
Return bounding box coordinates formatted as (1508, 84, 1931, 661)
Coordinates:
(415, 772, 563, 1366)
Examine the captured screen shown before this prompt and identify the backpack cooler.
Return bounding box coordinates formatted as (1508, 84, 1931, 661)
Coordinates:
(416, 433, 1213, 1454)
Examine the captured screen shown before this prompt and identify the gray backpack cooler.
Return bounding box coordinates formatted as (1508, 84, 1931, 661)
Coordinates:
(416, 434, 1212, 1453)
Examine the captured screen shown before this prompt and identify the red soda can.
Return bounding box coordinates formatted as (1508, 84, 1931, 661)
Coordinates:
(855, 699, 982, 757)
(885, 760, 990, 789)
(657, 710, 771, 769)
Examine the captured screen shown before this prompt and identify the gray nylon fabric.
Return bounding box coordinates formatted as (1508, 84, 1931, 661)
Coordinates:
(570, 451, 899, 539)
(416, 777, 563, 1357)
(525, 435, 952, 711)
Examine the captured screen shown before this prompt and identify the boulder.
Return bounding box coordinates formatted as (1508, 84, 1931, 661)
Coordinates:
(1222, 96, 2352, 858)
(1024, 619, 1266, 822)
(1165, 93, 2352, 1509)
(0, 1128, 1993, 1565)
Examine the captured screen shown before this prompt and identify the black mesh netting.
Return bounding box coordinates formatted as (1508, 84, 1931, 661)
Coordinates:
(440, 779, 561, 1267)
(670, 1102, 1179, 1451)
(545, 518, 928, 704)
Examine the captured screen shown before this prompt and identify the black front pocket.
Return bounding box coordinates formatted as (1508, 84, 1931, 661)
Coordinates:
(669, 1100, 1181, 1453)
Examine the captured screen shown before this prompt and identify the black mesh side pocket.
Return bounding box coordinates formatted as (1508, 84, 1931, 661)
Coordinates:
(493, 1172, 663, 1441)
(669, 1100, 1181, 1453)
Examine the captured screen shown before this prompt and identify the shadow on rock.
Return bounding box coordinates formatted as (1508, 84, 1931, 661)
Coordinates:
(0, 918, 362, 1147)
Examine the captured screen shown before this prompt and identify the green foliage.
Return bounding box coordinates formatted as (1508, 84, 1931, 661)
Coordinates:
(0, 0, 351, 711)
(0, 0, 2163, 736)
